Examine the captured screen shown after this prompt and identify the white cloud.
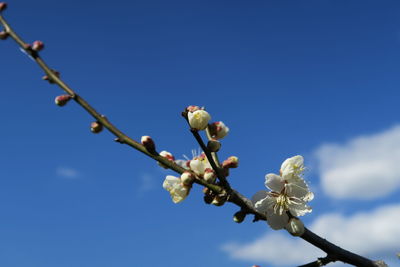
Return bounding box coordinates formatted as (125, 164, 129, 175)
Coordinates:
(315, 125, 400, 199)
(222, 203, 400, 266)
(56, 167, 80, 179)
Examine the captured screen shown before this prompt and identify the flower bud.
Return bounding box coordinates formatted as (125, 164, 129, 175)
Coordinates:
(158, 150, 175, 169)
(186, 105, 201, 113)
(203, 168, 216, 183)
(211, 195, 226, 206)
(141, 135, 156, 152)
(233, 210, 246, 223)
(207, 139, 221, 152)
(222, 156, 239, 169)
(32, 40, 44, 51)
(188, 109, 211, 130)
(90, 121, 103, 133)
(180, 172, 194, 186)
(208, 121, 229, 140)
(285, 218, 305, 236)
(43, 69, 60, 84)
(0, 31, 9, 40)
(159, 150, 175, 161)
(54, 95, 71, 106)
(0, 2, 7, 12)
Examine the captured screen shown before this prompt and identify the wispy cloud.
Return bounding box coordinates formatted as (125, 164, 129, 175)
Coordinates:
(222, 203, 400, 266)
(56, 167, 80, 179)
(315, 125, 400, 199)
(136, 173, 156, 196)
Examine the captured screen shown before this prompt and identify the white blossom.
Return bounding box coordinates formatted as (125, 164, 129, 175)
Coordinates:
(254, 156, 313, 230)
(189, 153, 211, 176)
(162, 175, 190, 203)
(188, 110, 211, 130)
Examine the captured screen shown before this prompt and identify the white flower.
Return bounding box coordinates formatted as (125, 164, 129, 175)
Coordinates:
(189, 153, 211, 176)
(162, 175, 190, 203)
(280, 155, 305, 180)
(188, 110, 211, 130)
(254, 156, 313, 230)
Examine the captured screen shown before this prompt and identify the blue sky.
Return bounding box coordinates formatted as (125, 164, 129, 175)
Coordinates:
(1, 1, 400, 266)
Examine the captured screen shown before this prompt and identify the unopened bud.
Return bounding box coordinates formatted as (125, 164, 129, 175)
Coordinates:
(204, 168, 216, 183)
(0, 2, 7, 12)
(285, 218, 304, 236)
(188, 109, 211, 130)
(233, 210, 246, 223)
(208, 121, 229, 140)
(211, 195, 226, 206)
(222, 156, 239, 169)
(32, 40, 44, 51)
(159, 150, 174, 161)
(203, 193, 213, 204)
(54, 95, 71, 106)
(180, 172, 194, 186)
(141, 136, 156, 152)
(158, 150, 175, 169)
(42, 69, 60, 83)
(0, 31, 8, 40)
(207, 139, 221, 152)
(90, 121, 103, 133)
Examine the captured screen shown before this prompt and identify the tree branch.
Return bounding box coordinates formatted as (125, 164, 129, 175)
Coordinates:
(0, 7, 382, 267)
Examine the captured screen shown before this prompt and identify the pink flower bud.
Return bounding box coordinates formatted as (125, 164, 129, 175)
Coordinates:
(0, 31, 8, 40)
(208, 121, 229, 139)
(158, 151, 175, 169)
(54, 95, 71, 106)
(222, 156, 239, 169)
(90, 121, 103, 133)
(180, 172, 194, 186)
(159, 150, 175, 162)
(32, 40, 44, 51)
(42, 69, 60, 84)
(141, 136, 156, 152)
(0, 2, 7, 12)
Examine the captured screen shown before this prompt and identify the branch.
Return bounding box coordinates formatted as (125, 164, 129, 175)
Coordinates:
(0, 6, 383, 267)
(298, 255, 335, 267)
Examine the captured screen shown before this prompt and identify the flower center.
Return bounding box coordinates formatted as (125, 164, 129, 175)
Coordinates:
(274, 194, 291, 215)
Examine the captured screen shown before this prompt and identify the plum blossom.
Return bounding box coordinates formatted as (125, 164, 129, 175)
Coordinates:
(163, 175, 190, 203)
(254, 155, 313, 230)
(188, 109, 211, 130)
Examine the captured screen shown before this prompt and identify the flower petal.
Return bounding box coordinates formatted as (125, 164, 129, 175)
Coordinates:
(265, 173, 284, 192)
(280, 155, 304, 179)
(189, 159, 206, 176)
(255, 194, 276, 214)
(285, 178, 311, 199)
(288, 198, 312, 216)
(251, 190, 269, 205)
(266, 211, 289, 230)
